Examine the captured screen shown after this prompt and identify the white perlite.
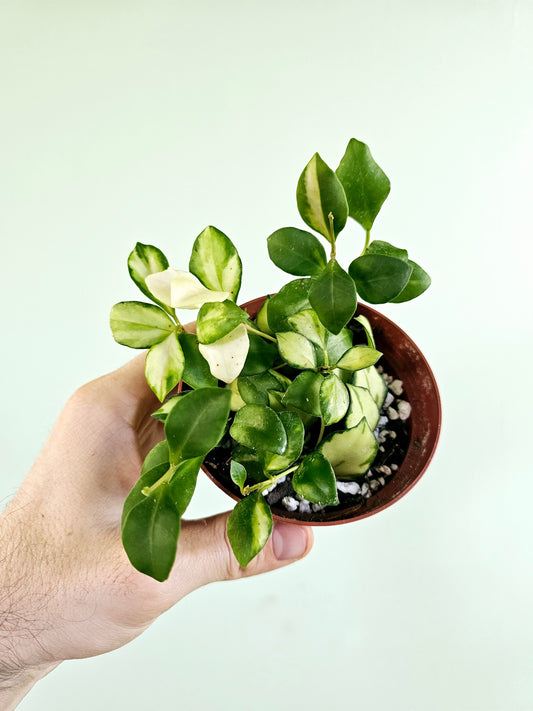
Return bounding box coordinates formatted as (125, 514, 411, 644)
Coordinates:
(281, 496, 298, 511)
(387, 406, 400, 420)
(390, 379, 404, 396)
(384, 391, 395, 408)
(397, 400, 412, 420)
(336, 480, 361, 495)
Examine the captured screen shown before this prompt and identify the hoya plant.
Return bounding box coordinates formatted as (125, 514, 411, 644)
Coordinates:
(110, 138, 430, 581)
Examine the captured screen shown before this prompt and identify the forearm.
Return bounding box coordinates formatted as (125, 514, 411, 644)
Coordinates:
(0, 662, 59, 711)
(0, 506, 59, 709)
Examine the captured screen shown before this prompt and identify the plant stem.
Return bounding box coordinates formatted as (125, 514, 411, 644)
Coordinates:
(172, 309, 185, 333)
(242, 464, 299, 496)
(328, 212, 336, 259)
(360, 229, 371, 256)
(246, 324, 277, 343)
(141, 464, 178, 497)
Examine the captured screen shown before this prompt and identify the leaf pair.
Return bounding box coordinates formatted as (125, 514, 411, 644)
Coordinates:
(349, 240, 431, 304)
(121, 388, 232, 581)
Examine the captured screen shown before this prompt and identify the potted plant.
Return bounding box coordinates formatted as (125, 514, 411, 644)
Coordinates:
(110, 138, 441, 582)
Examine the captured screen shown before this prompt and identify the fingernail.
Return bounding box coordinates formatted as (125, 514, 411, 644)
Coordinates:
(272, 524, 309, 561)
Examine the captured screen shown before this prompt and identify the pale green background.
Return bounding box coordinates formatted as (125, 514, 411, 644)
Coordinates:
(1, 1, 532, 709)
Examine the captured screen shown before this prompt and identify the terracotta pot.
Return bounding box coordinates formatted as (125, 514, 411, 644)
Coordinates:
(202, 296, 441, 525)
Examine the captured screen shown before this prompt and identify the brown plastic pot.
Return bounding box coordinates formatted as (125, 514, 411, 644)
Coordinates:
(202, 296, 441, 526)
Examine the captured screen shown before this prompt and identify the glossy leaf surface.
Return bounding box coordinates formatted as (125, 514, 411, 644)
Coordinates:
(309, 260, 357, 334)
(230, 460, 247, 493)
(197, 300, 249, 344)
(165, 388, 231, 464)
(345, 383, 380, 430)
(145, 332, 185, 401)
(227, 493, 273, 568)
(276, 331, 317, 370)
(335, 345, 382, 372)
(319, 373, 350, 425)
(348, 254, 412, 304)
(297, 153, 348, 239)
(292, 452, 339, 506)
(319, 417, 378, 478)
(267, 279, 311, 333)
(128, 242, 169, 306)
(282, 370, 323, 416)
(122, 483, 180, 582)
(267, 227, 328, 276)
(198, 323, 250, 384)
(230, 404, 288, 455)
(263, 411, 305, 471)
(178, 333, 218, 389)
(189, 225, 242, 300)
(110, 301, 175, 348)
(287, 309, 327, 349)
(335, 138, 390, 230)
(240, 334, 278, 376)
(390, 260, 431, 302)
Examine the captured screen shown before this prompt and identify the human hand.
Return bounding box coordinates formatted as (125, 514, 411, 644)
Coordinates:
(0, 354, 313, 709)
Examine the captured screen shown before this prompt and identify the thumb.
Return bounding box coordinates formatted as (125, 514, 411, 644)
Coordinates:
(171, 512, 314, 593)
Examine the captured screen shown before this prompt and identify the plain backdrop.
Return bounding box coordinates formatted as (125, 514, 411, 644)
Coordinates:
(1, 1, 532, 709)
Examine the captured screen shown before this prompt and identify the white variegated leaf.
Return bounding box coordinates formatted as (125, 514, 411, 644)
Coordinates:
(198, 323, 249, 383)
(145, 268, 181, 307)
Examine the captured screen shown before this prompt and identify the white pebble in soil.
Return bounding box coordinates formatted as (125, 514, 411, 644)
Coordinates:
(387, 406, 399, 420)
(370, 479, 380, 492)
(299, 500, 312, 514)
(390, 379, 404, 396)
(312, 503, 326, 513)
(384, 391, 395, 408)
(336, 480, 361, 495)
(281, 496, 298, 512)
(397, 400, 412, 420)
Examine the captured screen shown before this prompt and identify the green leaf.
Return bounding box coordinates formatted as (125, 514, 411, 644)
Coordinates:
(165, 388, 231, 464)
(230, 460, 247, 493)
(255, 297, 274, 335)
(325, 328, 353, 365)
(335, 138, 391, 230)
(141, 440, 170, 475)
(263, 411, 305, 471)
(267, 278, 311, 333)
(237, 372, 282, 406)
(390, 260, 431, 303)
(230, 404, 287, 455)
(145, 332, 185, 402)
(282, 371, 323, 417)
(366, 239, 408, 261)
(178, 333, 218, 389)
(319, 417, 378, 479)
(168, 457, 203, 516)
(345, 384, 380, 431)
(189, 226, 242, 300)
(122, 462, 170, 522)
(348, 254, 412, 304)
(276, 332, 317, 370)
(240, 334, 278, 376)
(309, 260, 357, 335)
(287, 309, 327, 349)
(352, 365, 388, 409)
(297, 153, 348, 240)
(335, 345, 382, 372)
(319, 374, 350, 425)
(152, 395, 180, 422)
(227, 492, 273, 568)
(121, 483, 180, 582)
(110, 302, 176, 348)
(267, 227, 328, 276)
(292, 452, 339, 506)
(197, 300, 249, 344)
(353, 314, 376, 348)
(127, 242, 170, 310)
(232, 444, 265, 484)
